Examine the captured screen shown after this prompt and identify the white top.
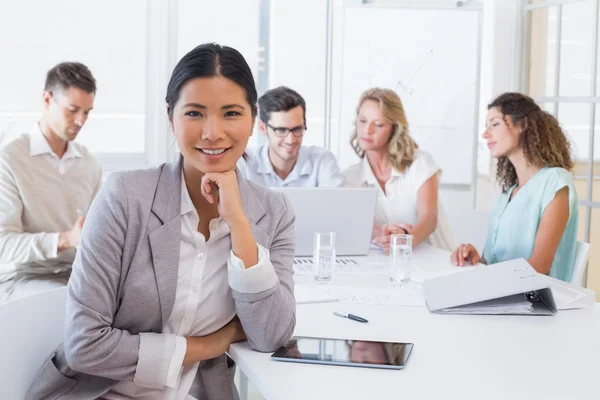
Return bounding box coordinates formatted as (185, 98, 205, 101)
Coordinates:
(237, 144, 342, 188)
(0, 124, 102, 279)
(105, 173, 278, 400)
(341, 150, 455, 251)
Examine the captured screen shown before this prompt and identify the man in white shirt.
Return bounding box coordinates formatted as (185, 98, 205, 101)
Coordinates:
(0, 62, 102, 302)
(238, 86, 341, 187)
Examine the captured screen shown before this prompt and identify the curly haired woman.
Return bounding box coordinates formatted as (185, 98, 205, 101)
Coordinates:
(451, 92, 578, 282)
(341, 88, 455, 252)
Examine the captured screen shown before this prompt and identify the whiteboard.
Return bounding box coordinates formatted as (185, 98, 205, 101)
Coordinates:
(331, 5, 481, 185)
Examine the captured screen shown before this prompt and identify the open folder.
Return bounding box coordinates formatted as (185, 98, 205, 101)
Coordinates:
(422, 258, 557, 315)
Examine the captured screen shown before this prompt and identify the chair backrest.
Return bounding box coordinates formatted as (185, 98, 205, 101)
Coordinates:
(0, 287, 68, 399)
(445, 208, 492, 253)
(571, 241, 590, 286)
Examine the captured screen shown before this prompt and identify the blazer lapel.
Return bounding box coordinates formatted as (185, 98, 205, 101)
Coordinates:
(148, 156, 182, 326)
(147, 162, 269, 325)
(236, 170, 269, 246)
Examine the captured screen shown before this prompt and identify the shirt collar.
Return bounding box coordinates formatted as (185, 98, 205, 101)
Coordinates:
(295, 147, 313, 177)
(256, 144, 313, 180)
(180, 171, 196, 216)
(29, 123, 82, 159)
(63, 140, 83, 160)
(359, 156, 402, 185)
(391, 167, 403, 178)
(256, 144, 275, 175)
(360, 157, 378, 185)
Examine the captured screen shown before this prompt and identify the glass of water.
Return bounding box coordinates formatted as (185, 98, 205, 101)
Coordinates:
(389, 234, 413, 285)
(313, 232, 336, 284)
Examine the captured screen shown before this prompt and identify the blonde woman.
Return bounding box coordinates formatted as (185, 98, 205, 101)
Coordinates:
(342, 88, 455, 252)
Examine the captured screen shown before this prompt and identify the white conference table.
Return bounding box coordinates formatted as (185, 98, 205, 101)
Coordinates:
(229, 244, 600, 400)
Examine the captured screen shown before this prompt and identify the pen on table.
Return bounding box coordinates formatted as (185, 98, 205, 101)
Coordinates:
(333, 310, 369, 323)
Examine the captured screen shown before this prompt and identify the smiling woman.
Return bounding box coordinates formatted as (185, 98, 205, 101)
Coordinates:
(27, 43, 296, 400)
(166, 48, 257, 175)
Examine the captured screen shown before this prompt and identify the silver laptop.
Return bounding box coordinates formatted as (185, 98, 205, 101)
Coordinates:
(272, 188, 377, 256)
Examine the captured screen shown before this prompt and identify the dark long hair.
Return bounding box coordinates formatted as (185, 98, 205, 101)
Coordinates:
(166, 43, 257, 118)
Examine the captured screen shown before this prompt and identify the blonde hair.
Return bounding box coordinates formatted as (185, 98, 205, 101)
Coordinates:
(350, 88, 419, 172)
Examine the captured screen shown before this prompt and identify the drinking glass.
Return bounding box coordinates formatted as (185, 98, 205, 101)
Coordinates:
(313, 232, 336, 284)
(389, 234, 413, 285)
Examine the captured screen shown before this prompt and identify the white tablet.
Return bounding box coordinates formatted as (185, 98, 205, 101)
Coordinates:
(271, 336, 414, 370)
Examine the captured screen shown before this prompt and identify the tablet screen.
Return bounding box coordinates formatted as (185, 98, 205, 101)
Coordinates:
(271, 336, 414, 370)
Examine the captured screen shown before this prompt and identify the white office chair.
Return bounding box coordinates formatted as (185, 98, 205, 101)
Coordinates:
(0, 286, 68, 399)
(571, 241, 590, 287)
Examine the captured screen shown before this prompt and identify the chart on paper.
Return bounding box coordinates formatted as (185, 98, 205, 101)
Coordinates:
(331, 5, 481, 184)
(295, 284, 425, 307)
(293, 257, 389, 275)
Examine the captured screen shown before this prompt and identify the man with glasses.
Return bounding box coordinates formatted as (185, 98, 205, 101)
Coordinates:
(239, 86, 341, 187)
(0, 62, 102, 302)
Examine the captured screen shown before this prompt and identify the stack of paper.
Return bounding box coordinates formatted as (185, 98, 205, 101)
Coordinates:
(294, 284, 342, 304)
(438, 294, 533, 314)
(339, 286, 425, 307)
(292, 257, 388, 275)
(539, 275, 596, 310)
(294, 284, 426, 307)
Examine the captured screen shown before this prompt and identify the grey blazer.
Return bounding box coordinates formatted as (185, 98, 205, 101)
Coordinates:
(26, 156, 296, 400)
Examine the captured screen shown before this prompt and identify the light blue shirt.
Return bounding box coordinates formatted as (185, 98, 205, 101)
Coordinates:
(237, 144, 342, 188)
(483, 167, 578, 282)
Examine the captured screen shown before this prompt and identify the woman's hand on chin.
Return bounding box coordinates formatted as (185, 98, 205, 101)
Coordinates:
(201, 170, 247, 226)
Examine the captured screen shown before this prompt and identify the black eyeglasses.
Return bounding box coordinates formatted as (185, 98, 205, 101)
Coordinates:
(266, 123, 307, 138)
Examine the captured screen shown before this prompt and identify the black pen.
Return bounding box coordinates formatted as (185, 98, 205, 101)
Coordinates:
(333, 310, 369, 323)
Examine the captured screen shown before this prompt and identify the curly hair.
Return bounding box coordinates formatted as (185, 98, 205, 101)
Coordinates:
(350, 88, 419, 173)
(488, 93, 573, 192)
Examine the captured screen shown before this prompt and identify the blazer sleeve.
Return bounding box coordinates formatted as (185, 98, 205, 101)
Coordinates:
(230, 193, 296, 352)
(63, 173, 181, 389)
(62, 173, 142, 380)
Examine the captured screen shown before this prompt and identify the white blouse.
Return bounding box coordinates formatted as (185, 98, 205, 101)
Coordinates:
(341, 150, 455, 251)
(104, 174, 278, 399)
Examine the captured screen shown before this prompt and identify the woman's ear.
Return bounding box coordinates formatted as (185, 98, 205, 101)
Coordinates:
(510, 117, 527, 136)
(520, 117, 529, 133)
(166, 105, 174, 134)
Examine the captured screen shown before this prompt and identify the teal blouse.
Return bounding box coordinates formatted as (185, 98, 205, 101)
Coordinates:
(483, 167, 578, 282)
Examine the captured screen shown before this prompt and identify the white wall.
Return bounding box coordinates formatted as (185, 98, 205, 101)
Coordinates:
(474, 0, 521, 211)
(0, 0, 147, 155)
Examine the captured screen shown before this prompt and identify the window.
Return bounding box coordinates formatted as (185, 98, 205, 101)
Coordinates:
(524, 0, 600, 293)
(0, 0, 150, 171)
(269, 0, 329, 148)
(177, 0, 262, 149)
